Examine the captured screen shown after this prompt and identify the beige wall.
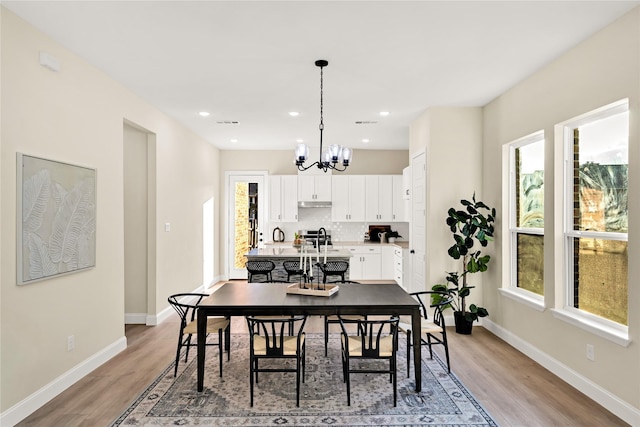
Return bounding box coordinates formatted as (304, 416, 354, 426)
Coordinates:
(482, 7, 640, 417)
(219, 149, 409, 175)
(409, 107, 483, 292)
(1, 8, 220, 414)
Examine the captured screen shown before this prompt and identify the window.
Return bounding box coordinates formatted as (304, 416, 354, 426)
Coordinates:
(561, 99, 628, 333)
(506, 132, 545, 299)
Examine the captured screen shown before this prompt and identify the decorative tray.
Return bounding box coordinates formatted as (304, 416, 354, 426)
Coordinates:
(286, 283, 339, 297)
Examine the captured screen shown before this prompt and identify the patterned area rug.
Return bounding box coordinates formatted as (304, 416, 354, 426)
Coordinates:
(112, 333, 497, 426)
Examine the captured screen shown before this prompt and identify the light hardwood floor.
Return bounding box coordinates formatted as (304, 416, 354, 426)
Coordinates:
(17, 292, 628, 427)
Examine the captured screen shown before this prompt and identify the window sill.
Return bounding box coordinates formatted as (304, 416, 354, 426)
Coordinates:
(499, 288, 545, 312)
(551, 309, 630, 347)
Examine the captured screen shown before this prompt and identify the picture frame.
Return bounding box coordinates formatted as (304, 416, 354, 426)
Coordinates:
(17, 153, 96, 285)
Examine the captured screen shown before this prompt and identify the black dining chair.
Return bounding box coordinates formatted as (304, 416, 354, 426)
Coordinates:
(168, 293, 230, 377)
(246, 315, 308, 407)
(338, 315, 400, 406)
(246, 260, 275, 282)
(323, 280, 365, 356)
(398, 291, 452, 375)
(283, 260, 304, 282)
(319, 260, 349, 283)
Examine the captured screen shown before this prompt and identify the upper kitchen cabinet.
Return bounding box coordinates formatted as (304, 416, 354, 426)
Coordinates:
(298, 174, 332, 202)
(269, 175, 298, 222)
(331, 175, 365, 222)
(392, 175, 405, 222)
(365, 175, 394, 222)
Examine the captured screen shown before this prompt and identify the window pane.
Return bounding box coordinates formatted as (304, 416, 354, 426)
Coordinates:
(516, 141, 544, 228)
(517, 233, 543, 295)
(573, 237, 628, 325)
(574, 112, 628, 233)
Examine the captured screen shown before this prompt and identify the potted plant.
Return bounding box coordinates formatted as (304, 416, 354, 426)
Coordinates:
(387, 230, 402, 243)
(432, 193, 496, 334)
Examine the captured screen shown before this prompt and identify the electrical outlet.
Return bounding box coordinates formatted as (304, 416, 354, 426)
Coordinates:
(586, 344, 595, 361)
(67, 335, 75, 352)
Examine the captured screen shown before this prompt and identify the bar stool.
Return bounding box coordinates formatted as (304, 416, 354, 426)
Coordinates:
(283, 260, 303, 282)
(246, 260, 275, 282)
(320, 260, 349, 283)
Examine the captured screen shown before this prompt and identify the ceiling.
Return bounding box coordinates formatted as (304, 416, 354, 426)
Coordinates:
(4, 1, 640, 153)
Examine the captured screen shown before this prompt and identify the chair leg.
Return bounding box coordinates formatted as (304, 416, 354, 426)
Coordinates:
(174, 331, 184, 377)
(184, 334, 192, 363)
(346, 365, 351, 406)
(218, 329, 223, 377)
(225, 323, 231, 361)
(324, 317, 330, 356)
(249, 355, 255, 407)
(427, 334, 434, 359)
(406, 330, 411, 378)
(296, 356, 301, 407)
(392, 357, 397, 407)
(443, 335, 451, 373)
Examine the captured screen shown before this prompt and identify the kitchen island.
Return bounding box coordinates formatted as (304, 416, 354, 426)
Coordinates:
(245, 247, 352, 282)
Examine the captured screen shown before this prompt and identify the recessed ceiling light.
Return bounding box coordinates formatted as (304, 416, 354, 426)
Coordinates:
(198, 111, 210, 117)
(230, 139, 238, 143)
(289, 111, 300, 117)
(379, 111, 390, 116)
(362, 139, 370, 143)
(296, 139, 304, 143)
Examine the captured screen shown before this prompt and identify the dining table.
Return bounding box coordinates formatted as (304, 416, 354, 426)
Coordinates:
(196, 281, 424, 392)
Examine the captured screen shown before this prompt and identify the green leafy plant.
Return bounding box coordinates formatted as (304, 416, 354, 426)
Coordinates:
(432, 193, 496, 323)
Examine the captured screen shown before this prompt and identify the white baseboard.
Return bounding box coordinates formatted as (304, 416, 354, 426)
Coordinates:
(0, 336, 127, 427)
(482, 319, 640, 426)
(124, 312, 148, 324)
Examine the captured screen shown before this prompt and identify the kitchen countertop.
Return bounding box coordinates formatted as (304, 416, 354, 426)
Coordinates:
(264, 240, 409, 249)
(246, 247, 353, 258)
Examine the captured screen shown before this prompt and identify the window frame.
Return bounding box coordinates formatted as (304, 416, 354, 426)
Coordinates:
(500, 131, 545, 311)
(552, 98, 630, 347)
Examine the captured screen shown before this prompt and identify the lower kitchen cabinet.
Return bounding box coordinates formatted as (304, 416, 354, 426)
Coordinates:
(339, 244, 396, 281)
(342, 245, 381, 280)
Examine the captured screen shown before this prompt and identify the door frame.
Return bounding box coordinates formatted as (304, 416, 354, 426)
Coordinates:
(224, 171, 269, 280)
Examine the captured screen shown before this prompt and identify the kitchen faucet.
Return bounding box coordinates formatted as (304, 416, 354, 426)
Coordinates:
(317, 227, 327, 251)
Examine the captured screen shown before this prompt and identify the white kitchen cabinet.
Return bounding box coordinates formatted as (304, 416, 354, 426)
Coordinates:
(392, 175, 405, 222)
(269, 175, 298, 222)
(381, 245, 396, 280)
(393, 246, 404, 288)
(298, 174, 331, 202)
(365, 175, 394, 222)
(331, 175, 365, 222)
(343, 245, 381, 280)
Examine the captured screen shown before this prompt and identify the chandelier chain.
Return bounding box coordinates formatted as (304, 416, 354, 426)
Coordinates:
(319, 65, 324, 130)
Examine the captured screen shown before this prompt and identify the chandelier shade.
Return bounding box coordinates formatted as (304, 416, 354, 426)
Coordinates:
(294, 60, 352, 173)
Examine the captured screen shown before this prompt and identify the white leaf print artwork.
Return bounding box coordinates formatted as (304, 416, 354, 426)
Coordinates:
(28, 233, 58, 279)
(19, 154, 96, 284)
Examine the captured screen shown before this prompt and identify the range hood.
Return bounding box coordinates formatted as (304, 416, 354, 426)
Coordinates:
(298, 200, 332, 208)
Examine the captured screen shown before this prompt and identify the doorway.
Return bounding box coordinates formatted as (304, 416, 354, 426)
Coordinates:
(226, 173, 267, 279)
(123, 122, 156, 324)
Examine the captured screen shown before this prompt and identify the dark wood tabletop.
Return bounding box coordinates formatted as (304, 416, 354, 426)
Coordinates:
(196, 281, 423, 392)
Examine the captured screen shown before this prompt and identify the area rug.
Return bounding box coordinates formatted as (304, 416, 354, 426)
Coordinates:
(111, 333, 497, 426)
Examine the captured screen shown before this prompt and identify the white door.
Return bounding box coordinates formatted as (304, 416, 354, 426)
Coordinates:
(410, 152, 426, 293)
(228, 173, 266, 279)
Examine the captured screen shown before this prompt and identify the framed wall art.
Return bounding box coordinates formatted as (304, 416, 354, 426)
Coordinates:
(17, 153, 96, 285)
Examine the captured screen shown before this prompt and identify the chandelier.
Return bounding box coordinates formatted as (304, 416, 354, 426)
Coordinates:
(295, 60, 352, 172)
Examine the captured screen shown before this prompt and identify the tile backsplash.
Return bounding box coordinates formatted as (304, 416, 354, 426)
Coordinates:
(267, 207, 409, 243)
